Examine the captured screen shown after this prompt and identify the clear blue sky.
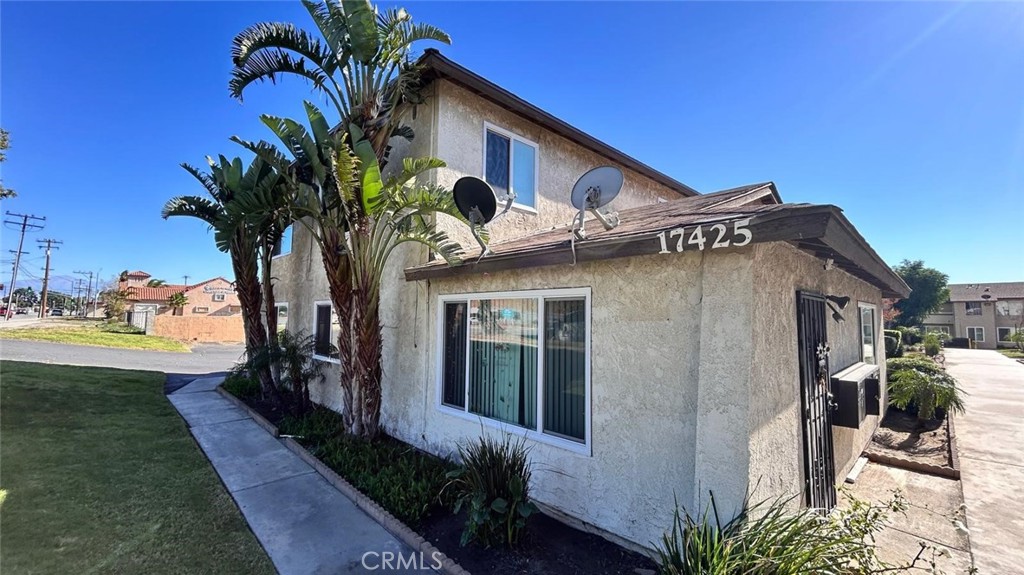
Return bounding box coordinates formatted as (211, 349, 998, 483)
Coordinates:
(3, 1, 1022, 297)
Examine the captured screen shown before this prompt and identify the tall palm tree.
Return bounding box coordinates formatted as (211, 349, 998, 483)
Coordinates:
(146, 279, 168, 287)
(235, 102, 467, 437)
(162, 157, 276, 396)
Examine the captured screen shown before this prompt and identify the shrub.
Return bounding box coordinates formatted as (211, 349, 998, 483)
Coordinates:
(923, 333, 941, 357)
(884, 335, 902, 359)
(887, 357, 966, 422)
(896, 326, 922, 346)
(656, 490, 910, 574)
(446, 433, 537, 548)
(279, 407, 455, 525)
(99, 322, 144, 335)
(222, 370, 261, 400)
(883, 329, 902, 348)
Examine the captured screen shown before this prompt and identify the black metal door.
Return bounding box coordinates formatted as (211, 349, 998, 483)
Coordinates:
(796, 291, 837, 511)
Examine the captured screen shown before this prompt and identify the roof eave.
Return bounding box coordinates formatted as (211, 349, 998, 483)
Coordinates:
(418, 49, 699, 198)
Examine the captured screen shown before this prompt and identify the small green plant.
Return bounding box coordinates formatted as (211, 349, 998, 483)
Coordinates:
(446, 433, 537, 548)
(923, 332, 941, 357)
(655, 489, 958, 574)
(887, 357, 966, 423)
(222, 370, 261, 400)
(245, 330, 327, 415)
(1010, 327, 1024, 351)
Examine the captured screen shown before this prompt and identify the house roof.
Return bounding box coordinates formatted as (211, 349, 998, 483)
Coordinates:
(125, 270, 151, 278)
(404, 182, 911, 298)
(948, 282, 1024, 302)
(126, 277, 232, 302)
(418, 50, 699, 199)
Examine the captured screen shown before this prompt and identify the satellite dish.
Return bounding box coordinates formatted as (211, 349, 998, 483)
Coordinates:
(570, 166, 623, 240)
(453, 176, 514, 257)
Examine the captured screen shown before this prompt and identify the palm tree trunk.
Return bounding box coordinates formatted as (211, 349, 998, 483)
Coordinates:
(320, 228, 359, 434)
(231, 242, 274, 398)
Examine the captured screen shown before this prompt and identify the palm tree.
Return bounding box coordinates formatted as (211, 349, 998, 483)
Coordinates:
(167, 292, 188, 314)
(146, 279, 168, 287)
(163, 156, 277, 397)
(236, 103, 467, 437)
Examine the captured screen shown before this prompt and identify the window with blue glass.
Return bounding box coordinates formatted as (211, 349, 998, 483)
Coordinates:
(484, 125, 538, 210)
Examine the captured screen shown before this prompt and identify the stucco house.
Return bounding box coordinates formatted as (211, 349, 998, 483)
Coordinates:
(271, 50, 910, 550)
(920, 282, 1024, 348)
(119, 271, 243, 342)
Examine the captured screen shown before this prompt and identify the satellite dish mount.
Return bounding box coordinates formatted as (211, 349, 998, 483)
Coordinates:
(571, 166, 624, 240)
(453, 177, 514, 258)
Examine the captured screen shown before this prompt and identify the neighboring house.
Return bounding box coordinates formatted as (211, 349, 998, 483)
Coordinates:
(271, 50, 910, 551)
(119, 271, 243, 342)
(921, 282, 1024, 349)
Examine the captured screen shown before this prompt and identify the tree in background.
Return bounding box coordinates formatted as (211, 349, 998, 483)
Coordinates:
(892, 260, 950, 328)
(881, 298, 901, 328)
(1, 128, 16, 199)
(12, 287, 38, 308)
(167, 292, 189, 314)
(146, 278, 168, 287)
(101, 288, 131, 320)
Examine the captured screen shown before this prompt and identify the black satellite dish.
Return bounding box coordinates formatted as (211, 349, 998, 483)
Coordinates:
(570, 166, 623, 240)
(453, 176, 515, 257)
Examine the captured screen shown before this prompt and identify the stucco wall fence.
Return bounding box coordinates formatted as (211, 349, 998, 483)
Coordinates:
(152, 315, 244, 343)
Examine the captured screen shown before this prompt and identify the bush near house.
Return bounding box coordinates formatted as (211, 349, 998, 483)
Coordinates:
(883, 329, 903, 358)
(277, 407, 456, 525)
(923, 333, 942, 357)
(886, 357, 966, 423)
(895, 326, 922, 346)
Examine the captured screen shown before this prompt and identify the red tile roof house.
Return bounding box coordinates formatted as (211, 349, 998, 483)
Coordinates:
(269, 51, 911, 552)
(118, 271, 243, 342)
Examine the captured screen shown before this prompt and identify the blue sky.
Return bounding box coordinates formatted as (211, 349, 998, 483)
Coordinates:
(2, 1, 1022, 297)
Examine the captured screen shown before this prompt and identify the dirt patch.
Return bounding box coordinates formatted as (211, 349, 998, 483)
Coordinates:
(420, 509, 656, 575)
(868, 408, 954, 472)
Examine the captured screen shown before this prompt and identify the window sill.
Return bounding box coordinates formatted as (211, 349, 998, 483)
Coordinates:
(510, 203, 537, 215)
(436, 404, 591, 456)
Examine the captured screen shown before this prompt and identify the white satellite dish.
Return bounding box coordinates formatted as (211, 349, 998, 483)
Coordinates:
(453, 176, 515, 257)
(570, 166, 623, 240)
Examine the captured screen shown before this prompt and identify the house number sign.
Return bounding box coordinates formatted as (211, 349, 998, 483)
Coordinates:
(655, 218, 753, 254)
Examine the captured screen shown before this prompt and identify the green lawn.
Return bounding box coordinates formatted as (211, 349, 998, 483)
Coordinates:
(0, 323, 189, 352)
(0, 361, 275, 574)
(997, 348, 1024, 359)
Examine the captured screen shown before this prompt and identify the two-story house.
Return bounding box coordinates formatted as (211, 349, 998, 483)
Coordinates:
(921, 282, 1024, 348)
(270, 50, 910, 551)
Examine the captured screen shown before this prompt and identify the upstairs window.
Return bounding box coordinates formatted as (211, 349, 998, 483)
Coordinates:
(484, 124, 537, 210)
(965, 302, 982, 316)
(273, 225, 293, 257)
(212, 293, 226, 302)
(996, 301, 1023, 317)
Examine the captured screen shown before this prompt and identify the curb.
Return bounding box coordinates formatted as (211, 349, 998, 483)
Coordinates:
(219, 386, 471, 575)
(865, 415, 961, 479)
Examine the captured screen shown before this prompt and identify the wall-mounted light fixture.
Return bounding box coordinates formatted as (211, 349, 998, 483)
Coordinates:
(825, 294, 850, 323)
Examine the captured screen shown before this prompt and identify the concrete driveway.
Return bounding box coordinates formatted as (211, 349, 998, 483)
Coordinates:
(944, 348, 1024, 574)
(0, 338, 245, 375)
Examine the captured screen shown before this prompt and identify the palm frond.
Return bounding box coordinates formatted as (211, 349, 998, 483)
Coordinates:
(229, 48, 333, 103)
(342, 0, 380, 64)
(232, 21, 336, 75)
(161, 195, 221, 226)
(179, 163, 223, 201)
(384, 156, 445, 189)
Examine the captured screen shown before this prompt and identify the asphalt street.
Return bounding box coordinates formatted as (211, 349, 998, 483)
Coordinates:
(0, 339, 245, 376)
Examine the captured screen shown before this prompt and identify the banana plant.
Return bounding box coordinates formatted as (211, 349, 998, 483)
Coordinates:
(234, 101, 467, 437)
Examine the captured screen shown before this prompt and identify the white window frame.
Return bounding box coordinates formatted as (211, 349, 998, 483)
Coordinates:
(997, 327, 1015, 343)
(312, 300, 340, 364)
(275, 302, 289, 332)
(272, 225, 293, 259)
(436, 287, 592, 455)
(212, 293, 226, 302)
(858, 302, 878, 364)
(193, 306, 209, 314)
(967, 326, 985, 343)
(482, 122, 539, 214)
(926, 326, 951, 335)
(965, 302, 983, 316)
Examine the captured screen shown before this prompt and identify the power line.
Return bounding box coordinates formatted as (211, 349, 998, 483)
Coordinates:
(3, 212, 45, 320)
(75, 270, 95, 318)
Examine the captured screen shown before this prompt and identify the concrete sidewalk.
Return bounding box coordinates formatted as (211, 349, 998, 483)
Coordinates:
(944, 349, 1024, 575)
(168, 376, 418, 574)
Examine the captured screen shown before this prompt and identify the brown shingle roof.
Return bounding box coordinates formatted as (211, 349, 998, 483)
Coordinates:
(948, 282, 1024, 302)
(405, 182, 910, 298)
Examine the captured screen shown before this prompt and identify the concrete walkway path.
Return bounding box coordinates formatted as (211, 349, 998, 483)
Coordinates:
(168, 376, 417, 574)
(944, 349, 1024, 575)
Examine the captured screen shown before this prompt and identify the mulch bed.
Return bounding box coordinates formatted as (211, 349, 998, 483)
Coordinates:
(419, 509, 656, 575)
(231, 389, 657, 575)
(867, 407, 958, 477)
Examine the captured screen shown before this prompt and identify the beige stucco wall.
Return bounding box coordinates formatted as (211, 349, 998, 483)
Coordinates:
(431, 80, 680, 250)
(750, 242, 886, 497)
(953, 301, 998, 349)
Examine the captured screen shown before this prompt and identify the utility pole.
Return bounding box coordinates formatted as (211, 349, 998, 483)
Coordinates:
(75, 270, 95, 318)
(182, 274, 191, 288)
(3, 212, 45, 320)
(37, 238, 62, 318)
(6, 249, 27, 309)
(73, 278, 84, 315)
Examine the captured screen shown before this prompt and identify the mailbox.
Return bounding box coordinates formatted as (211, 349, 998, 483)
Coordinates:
(831, 363, 880, 429)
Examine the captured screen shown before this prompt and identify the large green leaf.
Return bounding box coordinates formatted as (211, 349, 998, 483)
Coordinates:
(349, 124, 383, 214)
(342, 0, 379, 64)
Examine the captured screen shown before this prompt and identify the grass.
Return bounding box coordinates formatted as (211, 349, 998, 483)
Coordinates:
(997, 347, 1024, 359)
(0, 361, 275, 574)
(0, 322, 189, 352)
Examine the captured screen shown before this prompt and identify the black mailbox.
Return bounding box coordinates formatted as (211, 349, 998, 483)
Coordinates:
(830, 363, 879, 429)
